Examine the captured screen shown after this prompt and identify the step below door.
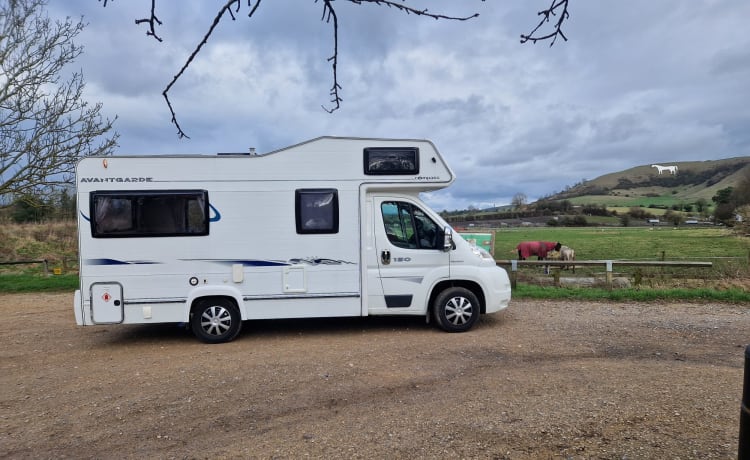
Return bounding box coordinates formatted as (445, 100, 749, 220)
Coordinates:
(90, 282, 124, 324)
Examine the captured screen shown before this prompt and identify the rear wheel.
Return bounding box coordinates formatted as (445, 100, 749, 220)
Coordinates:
(190, 298, 242, 343)
(433, 287, 480, 332)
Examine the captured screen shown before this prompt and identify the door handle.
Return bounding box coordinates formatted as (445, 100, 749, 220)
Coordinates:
(381, 250, 391, 265)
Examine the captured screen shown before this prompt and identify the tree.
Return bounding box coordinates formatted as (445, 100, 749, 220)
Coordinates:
(663, 209, 683, 227)
(712, 187, 734, 205)
(718, 170, 750, 228)
(0, 0, 118, 201)
(694, 198, 708, 213)
(11, 194, 52, 223)
(511, 193, 528, 209)
(731, 169, 750, 207)
(8, 188, 75, 222)
(734, 205, 750, 236)
(99, 0, 572, 138)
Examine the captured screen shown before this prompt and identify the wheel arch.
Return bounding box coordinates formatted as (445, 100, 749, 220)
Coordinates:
(186, 286, 245, 321)
(428, 279, 487, 314)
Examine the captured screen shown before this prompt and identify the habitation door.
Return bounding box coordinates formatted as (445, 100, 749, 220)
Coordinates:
(371, 197, 449, 313)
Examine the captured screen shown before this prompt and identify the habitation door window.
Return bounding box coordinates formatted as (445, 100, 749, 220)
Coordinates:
(295, 189, 339, 234)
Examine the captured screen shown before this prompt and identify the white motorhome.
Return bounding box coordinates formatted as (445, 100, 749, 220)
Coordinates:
(74, 136, 511, 343)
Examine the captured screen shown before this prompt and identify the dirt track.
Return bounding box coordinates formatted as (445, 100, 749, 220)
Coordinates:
(1, 293, 748, 459)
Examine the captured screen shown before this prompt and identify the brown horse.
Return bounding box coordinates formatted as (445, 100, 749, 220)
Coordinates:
(516, 241, 561, 260)
(516, 241, 562, 275)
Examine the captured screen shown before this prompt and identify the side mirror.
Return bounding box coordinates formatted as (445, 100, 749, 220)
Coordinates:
(442, 226, 455, 252)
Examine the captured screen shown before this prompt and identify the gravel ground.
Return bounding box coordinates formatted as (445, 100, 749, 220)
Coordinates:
(1, 293, 748, 459)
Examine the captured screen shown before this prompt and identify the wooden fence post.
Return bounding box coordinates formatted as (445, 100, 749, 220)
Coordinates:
(606, 260, 613, 290)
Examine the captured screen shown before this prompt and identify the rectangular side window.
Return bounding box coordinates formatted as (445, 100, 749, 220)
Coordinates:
(381, 201, 439, 249)
(91, 190, 209, 238)
(296, 189, 339, 234)
(363, 147, 419, 175)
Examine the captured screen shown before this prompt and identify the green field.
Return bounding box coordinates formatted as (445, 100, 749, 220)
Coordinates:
(487, 226, 750, 299)
(491, 227, 748, 261)
(567, 194, 703, 209)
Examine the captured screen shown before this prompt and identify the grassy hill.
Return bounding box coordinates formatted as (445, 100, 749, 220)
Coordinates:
(547, 157, 750, 208)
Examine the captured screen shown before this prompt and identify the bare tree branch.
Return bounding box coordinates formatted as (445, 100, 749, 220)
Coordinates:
(347, 0, 480, 22)
(320, 0, 341, 113)
(316, 0, 481, 114)
(161, 0, 248, 139)
(134, 0, 163, 42)
(520, 0, 570, 46)
(1, 0, 118, 199)
(99, 1, 569, 138)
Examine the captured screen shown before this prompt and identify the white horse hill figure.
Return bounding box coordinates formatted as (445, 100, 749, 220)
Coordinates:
(651, 164, 678, 175)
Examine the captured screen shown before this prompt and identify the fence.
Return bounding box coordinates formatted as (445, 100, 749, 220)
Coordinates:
(0, 259, 50, 276)
(495, 259, 713, 289)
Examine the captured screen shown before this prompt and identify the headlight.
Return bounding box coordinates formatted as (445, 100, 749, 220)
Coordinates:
(471, 245, 494, 261)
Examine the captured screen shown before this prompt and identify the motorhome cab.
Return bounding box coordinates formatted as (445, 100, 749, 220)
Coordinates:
(74, 136, 511, 343)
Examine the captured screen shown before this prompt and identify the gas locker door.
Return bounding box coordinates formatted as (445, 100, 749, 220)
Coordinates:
(372, 197, 449, 313)
(90, 282, 124, 324)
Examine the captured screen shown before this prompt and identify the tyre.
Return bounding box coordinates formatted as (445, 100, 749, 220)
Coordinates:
(433, 287, 480, 332)
(190, 298, 242, 343)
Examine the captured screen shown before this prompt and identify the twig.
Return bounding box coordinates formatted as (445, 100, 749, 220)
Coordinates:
(162, 0, 249, 138)
(134, 0, 163, 42)
(520, 0, 570, 46)
(321, 1, 342, 113)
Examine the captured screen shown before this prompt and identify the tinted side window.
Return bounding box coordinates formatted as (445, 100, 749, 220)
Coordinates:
(91, 190, 208, 238)
(364, 147, 419, 175)
(296, 189, 339, 234)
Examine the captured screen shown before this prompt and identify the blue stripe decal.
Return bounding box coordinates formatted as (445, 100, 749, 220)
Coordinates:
(180, 259, 290, 267)
(85, 258, 356, 267)
(225, 260, 289, 267)
(80, 211, 90, 222)
(179, 258, 356, 266)
(85, 259, 161, 265)
(288, 258, 356, 265)
(209, 204, 221, 222)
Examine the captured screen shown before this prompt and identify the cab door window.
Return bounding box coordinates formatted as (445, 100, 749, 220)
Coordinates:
(380, 201, 440, 250)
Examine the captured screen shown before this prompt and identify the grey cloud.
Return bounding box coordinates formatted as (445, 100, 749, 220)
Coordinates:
(711, 48, 750, 77)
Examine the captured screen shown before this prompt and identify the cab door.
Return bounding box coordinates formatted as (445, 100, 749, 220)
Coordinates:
(370, 197, 449, 314)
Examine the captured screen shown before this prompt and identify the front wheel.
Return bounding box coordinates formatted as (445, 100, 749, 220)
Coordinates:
(191, 298, 242, 343)
(433, 287, 480, 332)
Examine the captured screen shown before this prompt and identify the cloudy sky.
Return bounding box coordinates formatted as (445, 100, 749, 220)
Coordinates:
(49, 1, 750, 211)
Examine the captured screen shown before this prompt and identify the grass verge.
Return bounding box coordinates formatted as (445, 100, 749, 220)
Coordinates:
(0, 274, 79, 293)
(513, 283, 750, 302)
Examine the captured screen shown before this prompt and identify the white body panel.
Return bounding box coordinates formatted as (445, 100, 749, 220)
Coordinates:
(74, 136, 511, 333)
